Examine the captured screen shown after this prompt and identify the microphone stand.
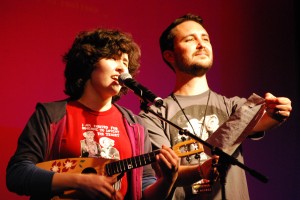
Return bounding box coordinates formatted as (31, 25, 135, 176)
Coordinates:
(140, 101, 268, 200)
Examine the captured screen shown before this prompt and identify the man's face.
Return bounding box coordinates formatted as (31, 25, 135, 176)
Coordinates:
(171, 20, 213, 76)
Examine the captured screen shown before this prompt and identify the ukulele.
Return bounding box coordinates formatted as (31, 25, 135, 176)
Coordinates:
(36, 140, 203, 199)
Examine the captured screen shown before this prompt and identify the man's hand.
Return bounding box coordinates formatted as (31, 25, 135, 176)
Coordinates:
(265, 92, 292, 122)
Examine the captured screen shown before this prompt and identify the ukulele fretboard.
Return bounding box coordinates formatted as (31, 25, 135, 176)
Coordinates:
(105, 150, 160, 176)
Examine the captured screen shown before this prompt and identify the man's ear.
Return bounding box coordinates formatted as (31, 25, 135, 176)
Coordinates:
(163, 50, 174, 64)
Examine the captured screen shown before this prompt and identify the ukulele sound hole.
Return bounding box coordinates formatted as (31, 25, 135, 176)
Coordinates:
(82, 167, 97, 174)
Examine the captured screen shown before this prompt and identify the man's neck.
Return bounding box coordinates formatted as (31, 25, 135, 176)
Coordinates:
(173, 73, 209, 96)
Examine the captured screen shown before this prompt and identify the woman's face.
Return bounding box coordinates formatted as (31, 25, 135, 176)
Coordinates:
(87, 53, 129, 100)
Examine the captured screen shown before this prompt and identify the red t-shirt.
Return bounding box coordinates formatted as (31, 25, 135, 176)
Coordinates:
(60, 101, 133, 197)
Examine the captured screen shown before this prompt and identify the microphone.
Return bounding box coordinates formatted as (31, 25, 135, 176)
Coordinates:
(118, 73, 164, 107)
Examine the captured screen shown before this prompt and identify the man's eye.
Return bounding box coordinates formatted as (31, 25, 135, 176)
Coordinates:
(185, 38, 194, 42)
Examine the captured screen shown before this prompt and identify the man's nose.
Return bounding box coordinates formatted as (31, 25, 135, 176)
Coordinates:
(196, 39, 204, 49)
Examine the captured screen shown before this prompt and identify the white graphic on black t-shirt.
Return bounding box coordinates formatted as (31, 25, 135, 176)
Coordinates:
(169, 105, 226, 165)
(178, 114, 219, 163)
(169, 104, 227, 195)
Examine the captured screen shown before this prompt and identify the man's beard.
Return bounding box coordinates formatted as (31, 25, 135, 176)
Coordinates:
(177, 63, 212, 76)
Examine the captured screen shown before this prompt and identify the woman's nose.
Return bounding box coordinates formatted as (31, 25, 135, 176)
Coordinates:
(117, 64, 128, 74)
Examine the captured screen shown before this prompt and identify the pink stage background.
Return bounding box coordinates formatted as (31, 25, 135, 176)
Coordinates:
(1, 0, 299, 199)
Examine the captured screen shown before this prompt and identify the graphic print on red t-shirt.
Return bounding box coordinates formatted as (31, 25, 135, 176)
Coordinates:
(61, 101, 132, 197)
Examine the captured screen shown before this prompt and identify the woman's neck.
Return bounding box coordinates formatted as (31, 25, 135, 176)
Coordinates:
(78, 94, 112, 112)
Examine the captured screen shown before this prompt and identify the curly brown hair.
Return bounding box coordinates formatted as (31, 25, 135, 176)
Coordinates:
(63, 28, 141, 101)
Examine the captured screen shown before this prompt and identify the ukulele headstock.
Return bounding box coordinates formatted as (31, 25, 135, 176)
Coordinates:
(172, 139, 204, 157)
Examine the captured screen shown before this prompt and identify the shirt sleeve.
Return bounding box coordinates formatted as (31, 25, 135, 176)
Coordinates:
(6, 105, 55, 197)
(139, 107, 172, 151)
(140, 116, 157, 190)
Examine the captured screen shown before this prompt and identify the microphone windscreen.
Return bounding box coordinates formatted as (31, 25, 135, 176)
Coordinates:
(118, 73, 132, 84)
